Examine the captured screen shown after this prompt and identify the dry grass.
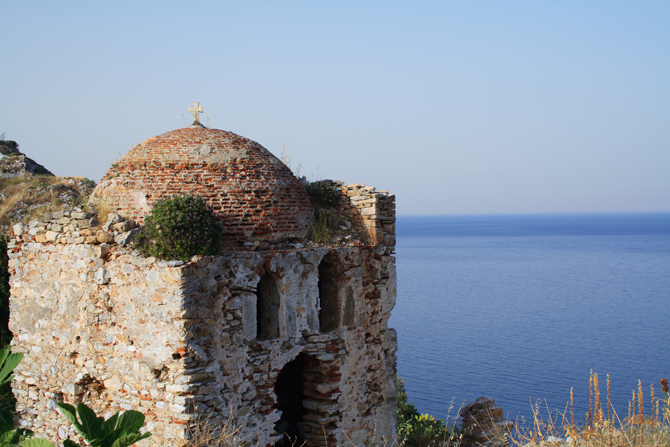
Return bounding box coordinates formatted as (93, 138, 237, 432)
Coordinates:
(182, 413, 248, 447)
(309, 210, 330, 244)
(512, 372, 670, 447)
(0, 175, 95, 234)
(93, 194, 113, 225)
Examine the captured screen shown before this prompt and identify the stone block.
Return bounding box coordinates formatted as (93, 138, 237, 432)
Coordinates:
(94, 244, 110, 259)
(96, 230, 114, 244)
(94, 267, 111, 285)
(13, 223, 26, 236)
(113, 220, 136, 233)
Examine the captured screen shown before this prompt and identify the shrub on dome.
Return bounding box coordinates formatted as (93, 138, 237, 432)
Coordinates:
(136, 195, 223, 261)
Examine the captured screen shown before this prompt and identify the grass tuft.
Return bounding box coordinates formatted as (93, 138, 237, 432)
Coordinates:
(183, 413, 246, 447)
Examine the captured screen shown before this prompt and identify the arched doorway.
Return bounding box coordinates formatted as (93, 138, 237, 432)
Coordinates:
(274, 355, 307, 446)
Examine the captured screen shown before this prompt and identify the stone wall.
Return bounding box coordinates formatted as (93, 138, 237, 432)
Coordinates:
(8, 226, 397, 446)
(310, 181, 395, 253)
(338, 183, 395, 251)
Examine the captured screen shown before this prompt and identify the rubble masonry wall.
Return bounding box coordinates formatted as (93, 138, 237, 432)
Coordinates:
(9, 242, 397, 447)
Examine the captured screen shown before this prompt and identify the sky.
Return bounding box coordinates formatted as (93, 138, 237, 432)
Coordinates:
(1, 1, 669, 215)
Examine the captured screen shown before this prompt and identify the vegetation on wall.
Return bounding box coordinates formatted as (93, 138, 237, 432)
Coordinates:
(396, 376, 459, 447)
(304, 181, 339, 208)
(136, 195, 223, 261)
(304, 181, 341, 243)
(0, 176, 95, 235)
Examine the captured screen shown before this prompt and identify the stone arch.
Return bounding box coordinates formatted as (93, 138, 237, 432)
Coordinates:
(318, 255, 339, 332)
(257, 272, 280, 340)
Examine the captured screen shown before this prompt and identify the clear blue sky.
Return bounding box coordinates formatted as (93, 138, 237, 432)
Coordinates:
(1, 1, 668, 215)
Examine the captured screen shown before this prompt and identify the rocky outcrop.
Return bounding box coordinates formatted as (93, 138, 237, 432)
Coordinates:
(0, 141, 53, 177)
(460, 397, 514, 447)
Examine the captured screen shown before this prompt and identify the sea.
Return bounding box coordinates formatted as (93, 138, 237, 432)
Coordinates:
(389, 213, 670, 426)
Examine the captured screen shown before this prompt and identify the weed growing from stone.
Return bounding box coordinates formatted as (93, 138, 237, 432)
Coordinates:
(309, 209, 333, 244)
(136, 195, 223, 261)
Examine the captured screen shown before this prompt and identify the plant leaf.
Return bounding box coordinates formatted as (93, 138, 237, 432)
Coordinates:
(0, 353, 23, 387)
(100, 412, 119, 435)
(98, 428, 125, 447)
(0, 430, 18, 443)
(0, 410, 14, 433)
(19, 439, 55, 447)
(63, 440, 82, 447)
(56, 403, 78, 427)
(0, 348, 10, 376)
(110, 432, 151, 447)
(115, 412, 144, 434)
(76, 403, 103, 442)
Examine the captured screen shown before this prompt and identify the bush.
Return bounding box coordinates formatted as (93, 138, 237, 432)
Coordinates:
(304, 181, 339, 208)
(136, 195, 223, 261)
(397, 376, 459, 447)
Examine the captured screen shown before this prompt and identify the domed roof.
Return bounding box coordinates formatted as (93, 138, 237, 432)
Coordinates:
(91, 126, 314, 244)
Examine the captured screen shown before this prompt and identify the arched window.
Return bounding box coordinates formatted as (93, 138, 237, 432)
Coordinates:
(257, 273, 280, 340)
(318, 259, 339, 332)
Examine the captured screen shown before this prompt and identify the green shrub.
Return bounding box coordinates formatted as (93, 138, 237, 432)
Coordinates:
(136, 195, 223, 261)
(397, 376, 459, 447)
(304, 181, 339, 208)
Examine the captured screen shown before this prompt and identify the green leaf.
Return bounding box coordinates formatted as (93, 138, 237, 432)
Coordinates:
(110, 432, 151, 447)
(0, 430, 21, 446)
(0, 430, 16, 443)
(100, 412, 119, 435)
(98, 428, 125, 447)
(76, 403, 103, 442)
(115, 411, 144, 434)
(63, 440, 82, 447)
(56, 403, 78, 427)
(0, 349, 10, 375)
(0, 410, 14, 433)
(0, 353, 23, 387)
(19, 439, 55, 447)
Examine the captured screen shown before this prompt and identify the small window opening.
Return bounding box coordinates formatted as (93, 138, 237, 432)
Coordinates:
(257, 273, 280, 340)
(318, 259, 339, 332)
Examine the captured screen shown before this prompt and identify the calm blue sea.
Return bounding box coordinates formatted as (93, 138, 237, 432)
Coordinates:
(390, 213, 670, 425)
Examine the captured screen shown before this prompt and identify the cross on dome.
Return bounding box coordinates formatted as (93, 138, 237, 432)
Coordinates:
(189, 102, 203, 124)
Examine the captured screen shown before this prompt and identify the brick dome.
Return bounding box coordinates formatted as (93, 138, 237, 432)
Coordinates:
(91, 126, 314, 244)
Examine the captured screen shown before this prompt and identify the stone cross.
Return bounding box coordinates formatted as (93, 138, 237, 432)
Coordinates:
(189, 102, 203, 124)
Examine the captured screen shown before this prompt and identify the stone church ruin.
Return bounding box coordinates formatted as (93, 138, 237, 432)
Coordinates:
(7, 117, 398, 447)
